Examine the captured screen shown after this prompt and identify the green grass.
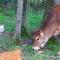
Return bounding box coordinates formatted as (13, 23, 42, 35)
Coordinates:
(22, 37, 60, 60)
(0, 7, 16, 32)
(0, 6, 60, 60)
(46, 37, 60, 55)
(0, 15, 16, 32)
(26, 8, 44, 32)
(0, 8, 19, 51)
(0, 34, 20, 52)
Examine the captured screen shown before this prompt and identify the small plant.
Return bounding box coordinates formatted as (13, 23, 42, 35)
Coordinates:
(0, 25, 4, 35)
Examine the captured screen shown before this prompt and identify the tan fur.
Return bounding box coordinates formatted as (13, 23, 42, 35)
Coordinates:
(32, 4, 60, 50)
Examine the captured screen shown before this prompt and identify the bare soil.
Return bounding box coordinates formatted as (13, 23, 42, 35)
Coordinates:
(0, 49, 22, 60)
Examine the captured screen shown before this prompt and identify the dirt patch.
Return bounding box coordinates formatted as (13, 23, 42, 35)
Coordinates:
(0, 49, 22, 60)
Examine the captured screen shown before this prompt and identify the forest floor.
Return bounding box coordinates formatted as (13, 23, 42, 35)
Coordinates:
(0, 7, 60, 60)
(22, 37, 60, 60)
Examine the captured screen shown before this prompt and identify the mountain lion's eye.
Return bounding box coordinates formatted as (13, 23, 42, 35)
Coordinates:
(37, 38, 39, 41)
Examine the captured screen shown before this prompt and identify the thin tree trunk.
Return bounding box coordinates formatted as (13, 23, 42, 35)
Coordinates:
(22, 0, 27, 26)
(14, 0, 23, 39)
(54, 0, 60, 5)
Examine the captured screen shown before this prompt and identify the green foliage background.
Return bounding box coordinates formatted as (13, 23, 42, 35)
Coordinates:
(0, 0, 60, 60)
(0, 0, 45, 32)
(25, 0, 45, 32)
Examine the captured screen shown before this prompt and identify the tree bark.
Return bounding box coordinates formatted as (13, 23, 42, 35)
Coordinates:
(54, 0, 60, 5)
(14, 0, 23, 39)
(22, 0, 27, 26)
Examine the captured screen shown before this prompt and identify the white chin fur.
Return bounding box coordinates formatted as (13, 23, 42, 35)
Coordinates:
(32, 46, 40, 50)
(40, 43, 44, 47)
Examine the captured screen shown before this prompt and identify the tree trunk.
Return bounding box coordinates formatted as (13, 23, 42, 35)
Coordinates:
(54, 0, 60, 5)
(14, 0, 23, 39)
(22, 0, 27, 26)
